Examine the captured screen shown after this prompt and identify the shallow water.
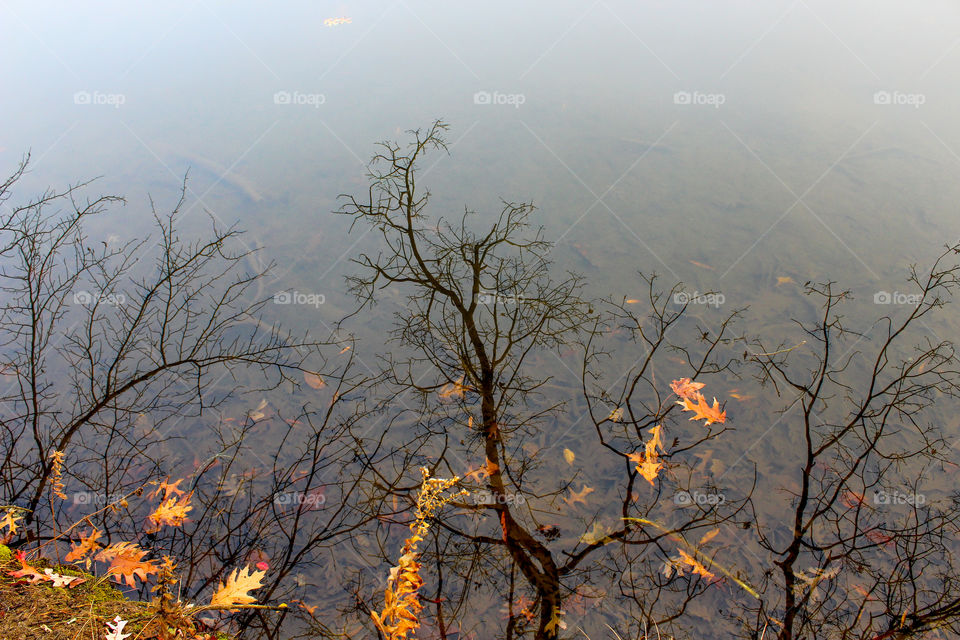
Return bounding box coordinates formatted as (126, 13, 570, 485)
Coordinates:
(4, 1, 960, 637)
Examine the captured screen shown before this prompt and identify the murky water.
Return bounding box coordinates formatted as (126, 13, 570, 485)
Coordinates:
(4, 1, 960, 637)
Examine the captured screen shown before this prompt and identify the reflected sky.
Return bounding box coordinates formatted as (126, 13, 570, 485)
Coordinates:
(2, 0, 960, 333)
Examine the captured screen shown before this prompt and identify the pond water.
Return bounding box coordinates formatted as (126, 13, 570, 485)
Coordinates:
(3, 1, 960, 638)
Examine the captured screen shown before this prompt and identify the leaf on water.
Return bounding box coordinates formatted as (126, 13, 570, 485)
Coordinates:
(677, 392, 727, 425)
(676, 548, 716, 581)
(96, 542, 159, 588)
(210, 565, 266, 610)
(65, 527, 103, 564)
(563, 448, 575, 465)
(670, 378, 705, 400)
(608, 407, 624, 422)
(627, 424, 667, 486)
(0, 508, 22, 536)
(145, 492, 193, 533)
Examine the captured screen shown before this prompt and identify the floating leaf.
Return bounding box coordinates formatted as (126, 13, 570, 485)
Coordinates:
(670, 378, 705, 400)
(563, 448, 575, 465)
(210, 565, 266, 610)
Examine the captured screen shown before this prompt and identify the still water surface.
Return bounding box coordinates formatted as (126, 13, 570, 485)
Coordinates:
(3, 1, 960, 636)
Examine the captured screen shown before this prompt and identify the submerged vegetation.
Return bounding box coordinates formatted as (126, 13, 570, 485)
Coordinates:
(3, 122, 960, 639)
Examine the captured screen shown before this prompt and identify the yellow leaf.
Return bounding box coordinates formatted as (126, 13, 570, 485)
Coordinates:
(210, 565, 266, 610)
(563, 448, 575, 465)
(0, 509, 23, 535)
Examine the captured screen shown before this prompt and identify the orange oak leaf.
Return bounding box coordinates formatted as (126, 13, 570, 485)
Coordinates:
(210, 565, 266, 610)
(96, 542, 159, 588)
(145, 492, 193, 533)
(670, 378, 705, 400)
(676, 548, 717, 581)
(65, 527, 103, 563)
(151, 477, 186, 501)
(678, 392, 726, 426)
(627, 424, 667, 486)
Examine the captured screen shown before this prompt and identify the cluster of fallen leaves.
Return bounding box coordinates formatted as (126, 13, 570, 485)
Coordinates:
(623, 379, 728, 487)
(3, 474, 268, 639)
(671, 377, 727, 426)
